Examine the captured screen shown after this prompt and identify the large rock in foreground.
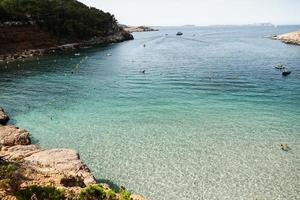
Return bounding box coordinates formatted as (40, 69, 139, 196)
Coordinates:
(0, 144, 40, 160)
(0, 124, 96, 189)
(0, 125, 30, 146)
(0, 107, 9, 125)
(24, 149, 96, 186)
(273, 30, 300, 45)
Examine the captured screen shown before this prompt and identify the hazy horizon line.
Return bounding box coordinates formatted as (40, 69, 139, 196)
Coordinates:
(124, 23, 300, 27)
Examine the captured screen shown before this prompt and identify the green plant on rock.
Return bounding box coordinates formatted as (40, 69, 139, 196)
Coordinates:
(119, 189, 131, 200)
(106, 189, 116, 199)
(16, 185, 65, 200)
(78, 184, 107, 200)
(78, 184, 118, 200)
(0, 161, 19, 193)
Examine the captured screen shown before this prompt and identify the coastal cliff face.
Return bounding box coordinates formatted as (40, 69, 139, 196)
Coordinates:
(0, 107, 145, 200)
(273, 30, 300, 45)
(0, 26, 58, 55)
(0, 24, 133, 63)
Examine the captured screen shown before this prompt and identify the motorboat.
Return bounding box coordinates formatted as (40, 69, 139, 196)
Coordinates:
(275, 64, 285, 70)
(176, 32, 183, 36)
(282, 70, 291, 76)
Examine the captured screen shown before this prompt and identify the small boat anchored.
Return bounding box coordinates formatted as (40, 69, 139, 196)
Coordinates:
(275, 64, 285, 70)
(282, 69, 291, 76)
(176, 32, 183, 36)
(274, 64, 292, 76)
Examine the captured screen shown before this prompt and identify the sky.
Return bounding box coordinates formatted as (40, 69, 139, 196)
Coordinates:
(79, 0, 300, 26)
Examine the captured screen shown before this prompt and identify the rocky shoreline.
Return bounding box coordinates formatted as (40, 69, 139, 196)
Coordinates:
(124, 26, 158, 33)
(0, 107, 145, 200)
(0, 26, 133, 64)
(272, 30, 300, 45)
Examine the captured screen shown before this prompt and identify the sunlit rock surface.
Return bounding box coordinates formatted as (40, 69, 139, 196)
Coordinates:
(273, 30, 300, 45)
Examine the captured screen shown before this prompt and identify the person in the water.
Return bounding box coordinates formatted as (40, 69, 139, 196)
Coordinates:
(285, 144, 290, 150)
(281, 144, 290, 151)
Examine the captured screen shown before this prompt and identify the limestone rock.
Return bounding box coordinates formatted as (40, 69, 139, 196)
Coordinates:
(124, 26, 158, 33)
(0, 107, 9, 125)
(273, 30, 300, 45)
(0, 193, 17, 200)
(0, 145, 40, 160)
(24, 149, 96, 186)
(60, 175, 86, 188)
(130, 194, 147, 200)
(0, 125, 31, 146)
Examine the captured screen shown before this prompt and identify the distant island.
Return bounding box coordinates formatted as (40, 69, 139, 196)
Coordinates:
(122, 25, 159, 33)
(181, 25, 196, 28)
(0, 0, 133, 63)
(209, 23, 275, 27)
(247, 22, 275, 27)
(272, 30, 300, 45)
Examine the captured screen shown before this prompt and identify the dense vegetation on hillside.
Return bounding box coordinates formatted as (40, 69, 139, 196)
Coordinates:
(0, 0, 120, 40)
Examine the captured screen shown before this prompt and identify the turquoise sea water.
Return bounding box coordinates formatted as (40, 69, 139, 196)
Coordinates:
(1, 26, 300, 199)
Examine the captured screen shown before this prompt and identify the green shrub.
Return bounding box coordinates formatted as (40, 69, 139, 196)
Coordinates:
(16, 185, 65, 200)
(78, 184, 119, 200)
(78, 184, 106, 200)
(0, 0, 119, 40)
(106, 189, 116, 199)
(120, 189, 131, 200)
(0, 162, 19, 192)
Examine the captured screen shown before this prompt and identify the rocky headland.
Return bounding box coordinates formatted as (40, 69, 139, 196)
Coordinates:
(124, 26, 158, 33)
(0, 107, 145, 200)
(0, 24, 133, 64)
(272, 30, 300, 45)
(0, 0, 134, 64)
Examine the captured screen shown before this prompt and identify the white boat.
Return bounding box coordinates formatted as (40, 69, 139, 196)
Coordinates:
(275, 64, 285, 70)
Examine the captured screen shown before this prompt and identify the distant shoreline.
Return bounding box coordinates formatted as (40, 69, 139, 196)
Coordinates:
(124, 26, 159, 33)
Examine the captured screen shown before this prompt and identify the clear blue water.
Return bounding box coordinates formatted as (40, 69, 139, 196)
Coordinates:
(1, 26, 300, 199)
